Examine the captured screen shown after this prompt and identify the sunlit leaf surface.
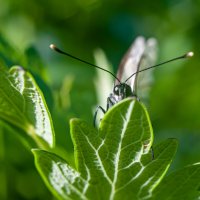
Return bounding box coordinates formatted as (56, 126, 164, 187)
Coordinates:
(0, 65, 55, 148)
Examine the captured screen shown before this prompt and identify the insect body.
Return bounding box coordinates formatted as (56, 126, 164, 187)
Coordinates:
(94, 82, 134, 125)
(110, 83, 134, 107)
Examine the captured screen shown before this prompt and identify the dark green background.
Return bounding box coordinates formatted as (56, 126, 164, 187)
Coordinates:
(0, 0, 200, 199)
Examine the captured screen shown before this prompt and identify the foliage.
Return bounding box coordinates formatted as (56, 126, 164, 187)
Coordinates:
(31, 97, 199, 200)
(32, 99, 180, 200)
(0, 0, 200, 199)
(1, 62, 200, 199)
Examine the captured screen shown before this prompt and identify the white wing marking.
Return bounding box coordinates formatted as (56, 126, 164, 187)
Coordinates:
(116, 36, 146, 91)
(115, 37, 157, 99)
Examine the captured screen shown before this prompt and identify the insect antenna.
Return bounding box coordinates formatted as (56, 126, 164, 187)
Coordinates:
(50, 44, 121, 83)
(125, 52, 194, 83)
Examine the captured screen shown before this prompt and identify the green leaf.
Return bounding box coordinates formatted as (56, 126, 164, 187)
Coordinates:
(33, 99, 178, 199)
(0, 65, 55, 148)
(32, 149, 87, 200)
(152, 163, 200, 200)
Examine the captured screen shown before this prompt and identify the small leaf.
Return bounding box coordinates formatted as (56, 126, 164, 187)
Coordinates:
(152, 163, 200, 200)
(33, 99, 178, 199)
(32, 149, 88, 200)
(0, 65, 55, 148)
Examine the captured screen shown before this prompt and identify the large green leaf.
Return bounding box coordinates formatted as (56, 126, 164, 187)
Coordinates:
(0, 65, 55, 148)
(33, 99, 177, 199)
(152, 163, 200, 200)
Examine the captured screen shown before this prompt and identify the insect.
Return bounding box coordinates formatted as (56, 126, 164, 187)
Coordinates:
(50, 37, 193, 126)
(94, 37, 158, 122)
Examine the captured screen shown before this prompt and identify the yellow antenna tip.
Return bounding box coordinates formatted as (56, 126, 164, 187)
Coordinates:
(186, 51, 194, 58)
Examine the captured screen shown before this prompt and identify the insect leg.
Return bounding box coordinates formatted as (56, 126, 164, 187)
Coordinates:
(151, 146, 154, 160)
(93, 106, 106, 127)
(107, 94, 117, 110)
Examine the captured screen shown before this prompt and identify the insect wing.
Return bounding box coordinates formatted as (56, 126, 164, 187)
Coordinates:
(136, 38, 158, 100)
(115, 36, 146, 89)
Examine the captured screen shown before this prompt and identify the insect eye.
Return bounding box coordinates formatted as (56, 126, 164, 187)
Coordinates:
(114, 86, 120, 95)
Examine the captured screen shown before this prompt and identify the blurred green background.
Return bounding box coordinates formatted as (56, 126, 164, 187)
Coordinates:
(0, 0, 200, 199)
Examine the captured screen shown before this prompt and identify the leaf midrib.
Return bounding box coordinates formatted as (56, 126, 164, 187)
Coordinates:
(109, 102, 134, 200)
